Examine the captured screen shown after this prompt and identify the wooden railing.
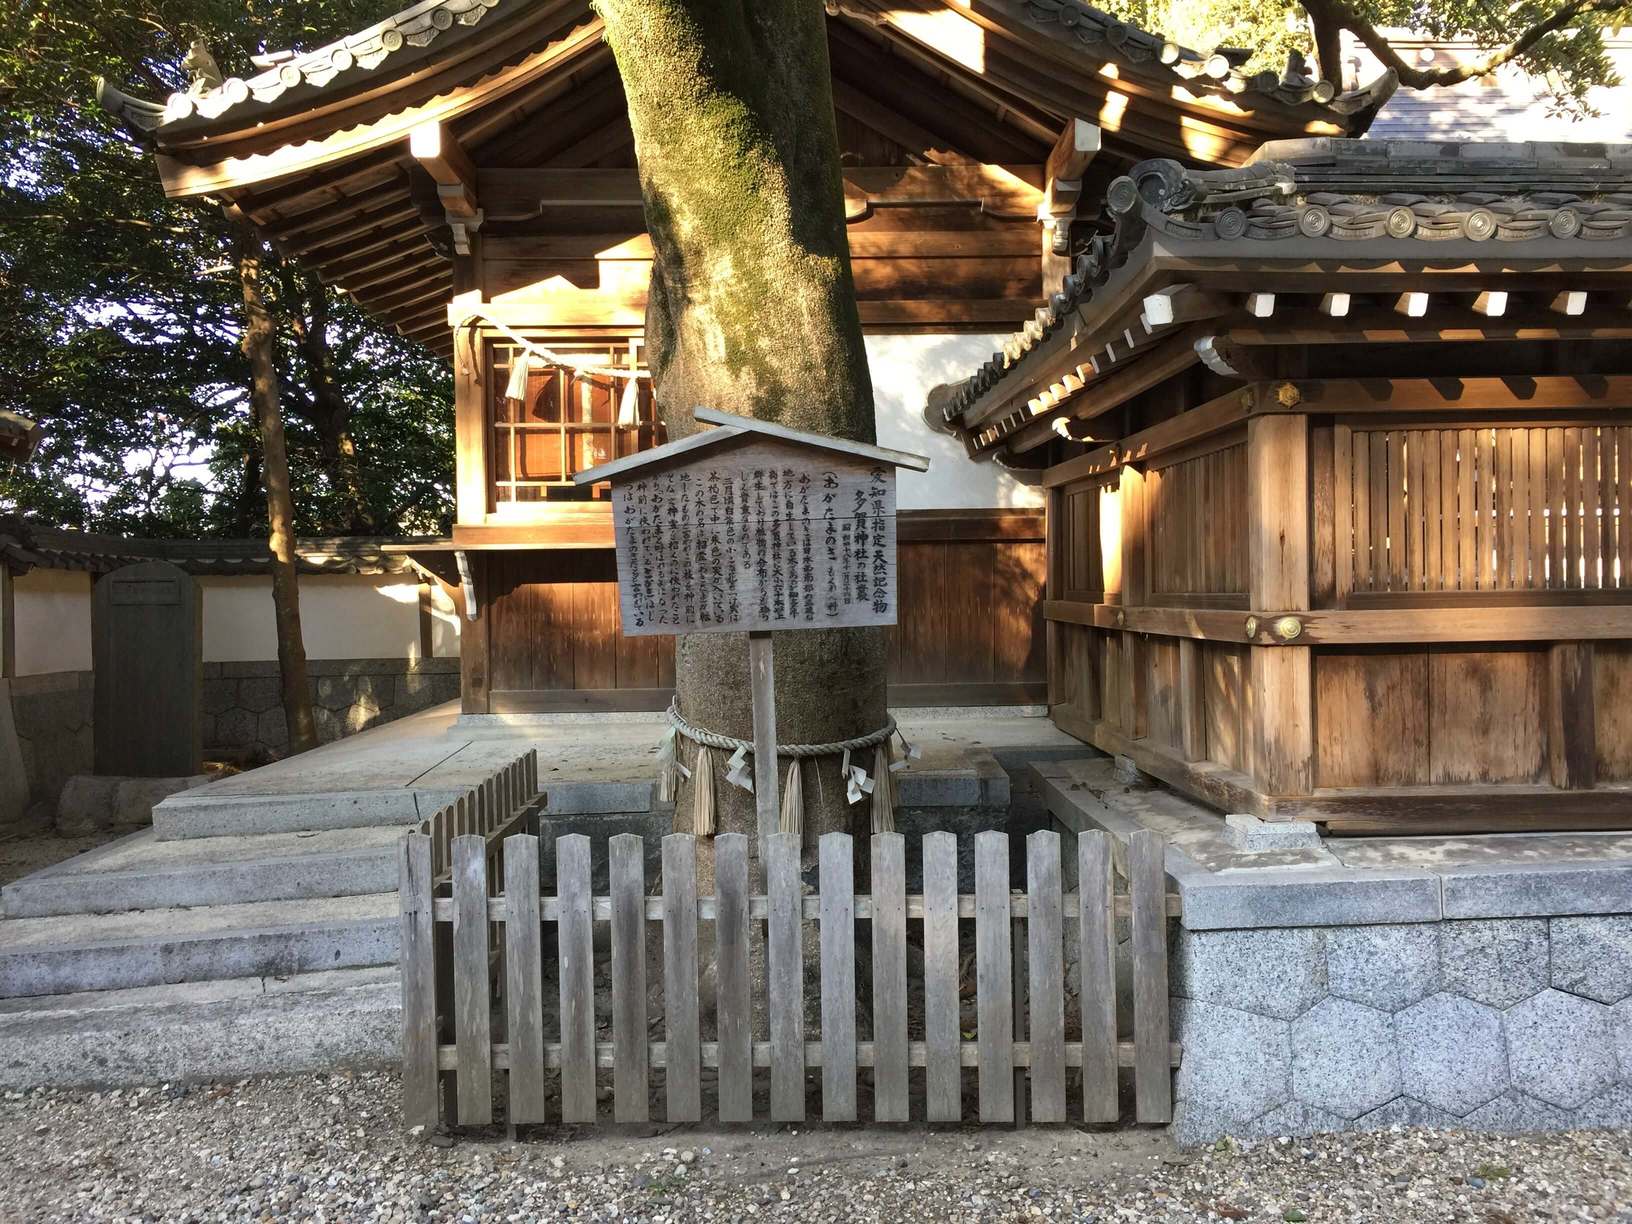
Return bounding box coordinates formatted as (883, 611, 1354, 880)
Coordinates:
(398, 827, 1179, 1129)
(414, 749, 541, 883)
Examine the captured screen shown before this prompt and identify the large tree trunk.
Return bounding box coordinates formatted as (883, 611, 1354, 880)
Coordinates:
(237, 234, 318, 756)
(597, 0, 883, 878)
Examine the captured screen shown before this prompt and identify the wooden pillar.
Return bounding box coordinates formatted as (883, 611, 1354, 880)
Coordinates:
(1548, 641, 1597, 790)
(459, 557, 491, 715)
(1044, 487, 1060, 711)
(1118, 465, 1148, 739)
(1248, 413, 1313, 804)
(452, 234, 488, 528)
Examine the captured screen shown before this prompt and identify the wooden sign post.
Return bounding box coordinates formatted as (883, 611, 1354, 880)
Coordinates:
(577, 407, 930, 854)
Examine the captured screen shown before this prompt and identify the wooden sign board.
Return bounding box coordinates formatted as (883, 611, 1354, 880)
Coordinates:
(610, 437, 897, 636)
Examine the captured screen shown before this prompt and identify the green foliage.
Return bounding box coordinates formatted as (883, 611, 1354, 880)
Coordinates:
(0, 0, 453, 539)
(1104, 0, 1628, 115)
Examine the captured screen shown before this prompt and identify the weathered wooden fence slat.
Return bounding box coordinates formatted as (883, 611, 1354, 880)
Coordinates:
(451, 835, 492, 1126)
(820, 832, 859, 1122)
(557, 834, 596, 1123)
(398, 832, 438, 1130)
(766, 831, 806, 1123)
(871, 832, 909, 1122)
(401, 820, 1180, 1131)
(974, 830, 1015, 1123)
(608, 832, 649, 1123)
(921, 830, 962, 1123)
(1078, 830, 1120, 1123)
(503, 834, 547, 1124)
(1026, 830, 1067, 1124)
(662, 833, 702, 1123)
(1129, 828, 1173, 1124)
(715, 834, 753, 1123)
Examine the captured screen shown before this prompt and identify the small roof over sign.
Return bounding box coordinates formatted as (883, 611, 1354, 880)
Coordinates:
(573, 407, 931, 486)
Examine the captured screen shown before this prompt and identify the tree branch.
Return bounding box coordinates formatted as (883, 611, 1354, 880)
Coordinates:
(1305, 0, 1631, 89)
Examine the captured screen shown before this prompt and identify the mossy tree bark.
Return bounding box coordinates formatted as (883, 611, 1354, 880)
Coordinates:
(596, 0, 883, 874)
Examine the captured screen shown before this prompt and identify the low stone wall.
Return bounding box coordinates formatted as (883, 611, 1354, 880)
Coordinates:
(1171, 915, 1632, 1144)
(9, 671, 93, 812)
(204, 657, 460, 758)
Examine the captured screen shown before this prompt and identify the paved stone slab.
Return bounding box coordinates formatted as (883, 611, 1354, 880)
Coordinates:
(1459, 1089, 1577, 1134)
(1352, 1096, 1458, 1132)
(1572, 1083, 1632, 1129)
(1505, 989, 1619, 1109)
(1224, 814, 1323, 853)
(1290, 998, 1401, 1119)
(1174, 865, 1442, 932)
(1326, 923, 1441, 1012)
(1170, 998, 1291, 1146)
(1551, 916, 1632, 1004)
(1172, 927, 1326, 1021)
(1439, 861, 1632, 920)
(0, 968, 399, 1088)
(1395, 993, 1509, 1117)
(1441, 918, 1550, 1008)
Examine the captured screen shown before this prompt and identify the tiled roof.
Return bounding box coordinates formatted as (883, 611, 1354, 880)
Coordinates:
(0, 517, 442, 577)
(947, 139, 1632, 425)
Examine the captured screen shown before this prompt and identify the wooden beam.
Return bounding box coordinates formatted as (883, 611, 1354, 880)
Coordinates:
(1041, 117, 1100, 217)
(1245, 293, 1274, 318)
(1472, 290, 1508, 318)
(1551, 290, 1588, 316)
(1548, 642, 1597, 790)
(1319, 292, 1350, 317)
(1142, 285, 1231, 327)
(1258, 376, 1632, 416)
(410, 121, 479, 219)
(1393, 291, 1429, 317)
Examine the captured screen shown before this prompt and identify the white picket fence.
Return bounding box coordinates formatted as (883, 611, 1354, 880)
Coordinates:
(398, 825, 1179, 1129)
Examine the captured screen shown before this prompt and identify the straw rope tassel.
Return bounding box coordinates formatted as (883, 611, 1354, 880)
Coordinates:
(778, 759, 803, 836)
(616, 376, 640, 427)
(503, 350, 533, 402)
(691, 745, 716, 836)
(871, 741, 896, 834)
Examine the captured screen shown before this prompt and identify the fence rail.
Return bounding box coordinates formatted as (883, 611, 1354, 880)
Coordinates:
(399, 826, 1178, 1129)
(414, 749, 541, 883)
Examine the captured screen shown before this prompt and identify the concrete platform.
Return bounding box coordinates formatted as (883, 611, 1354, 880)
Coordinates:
(151, 700, 1077, 839)
(0, 968, 399, 1088)
(0, 892, 397, 997)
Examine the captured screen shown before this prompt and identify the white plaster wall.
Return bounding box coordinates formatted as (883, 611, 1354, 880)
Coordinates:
(13, 569, 93, 676)
(866, 333, 1044, 511)
(199, 574, 461, 663)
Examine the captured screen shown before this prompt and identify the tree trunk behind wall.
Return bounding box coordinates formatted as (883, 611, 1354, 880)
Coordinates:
(596, 0, 884, 876)
(237, 234, 318, 756)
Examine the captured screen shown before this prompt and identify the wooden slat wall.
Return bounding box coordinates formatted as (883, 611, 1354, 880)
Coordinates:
(1147, 442, 1248, 597)
(476, 509, 1046, 710)
(1338, 424, 1631, 597)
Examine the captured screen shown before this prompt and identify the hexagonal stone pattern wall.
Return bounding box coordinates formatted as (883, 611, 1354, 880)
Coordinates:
(1326, 924, 1440, 1011)
(1505, 990, 1618, 1108)
(1552, 917, 1632, 1004)
(1395, 993, 1508, 1116)
(1170, 913, 1632, 1145)
(1290, 998, 1399, 1118)
(1440, 918, 1550, 1008)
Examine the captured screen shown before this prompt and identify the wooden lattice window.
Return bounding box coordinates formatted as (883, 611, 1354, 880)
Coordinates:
(489, 339, 665, 504)
(1336, 423, 1632, 597)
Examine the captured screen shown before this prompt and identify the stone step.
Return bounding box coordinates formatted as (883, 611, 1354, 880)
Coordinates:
(1, 827, 406, 919)
(151, 788, 441, 841)
(0, 893, 398, 999)
(0, 967, 400, 1088)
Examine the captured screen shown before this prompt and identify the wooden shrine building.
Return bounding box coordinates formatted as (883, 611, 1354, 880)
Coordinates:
(99, 0, 1391, 721)
(942, 138, 1632, 832)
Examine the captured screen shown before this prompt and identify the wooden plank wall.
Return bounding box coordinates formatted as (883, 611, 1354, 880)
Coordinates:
(472, 508, 1045, 712)
(1042, 386, 1632, 832)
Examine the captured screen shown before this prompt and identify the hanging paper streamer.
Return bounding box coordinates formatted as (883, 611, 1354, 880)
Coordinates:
(725, 744, 754, 792)
(655, 726, 691, 804)
(890, 732, 920, 773)
(616, 376, 640, 428)
(503, 350, 533, 402)
(778, 759, 804, 836)
(691, 746, 716, 836)
(871, 742, 896, 834)
(841, 747, 874, 806)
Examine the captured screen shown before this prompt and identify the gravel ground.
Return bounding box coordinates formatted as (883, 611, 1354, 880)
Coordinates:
(3, 1071, 1632, 1222)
